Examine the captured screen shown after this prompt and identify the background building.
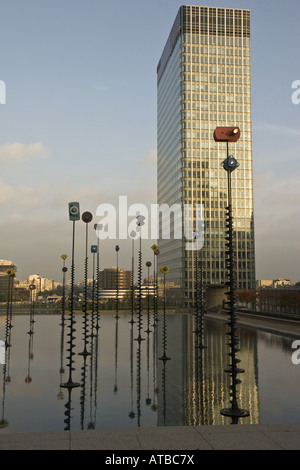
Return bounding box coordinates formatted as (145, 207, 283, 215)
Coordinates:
(99, 267, 131, 300)
(100, 267, 131, 290)
(27, 274, 59, 293)
(157, 5, 255, 307)
(0, 259, 17, 300)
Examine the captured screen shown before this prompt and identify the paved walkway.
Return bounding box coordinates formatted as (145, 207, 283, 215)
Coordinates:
(0, 424, 299, 450)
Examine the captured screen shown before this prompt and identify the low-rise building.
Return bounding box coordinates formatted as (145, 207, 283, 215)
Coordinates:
(0, 260, 17, 300)
(100, 267, 131, 290)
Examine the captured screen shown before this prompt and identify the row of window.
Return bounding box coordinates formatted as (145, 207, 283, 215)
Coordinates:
(183, 183, 253, 196)
(183, 34, 251, 48)
(184, 271, 254, 287)
(185, 258, 255, 269)
(182, 84, 250, 93)
(185, 103, 251, 116)
(183, 193, 253, 208)
(183, 55, 250, 66)
(182, 23, 250, 39)
(185, 249, 255, 261)
(182, 113, 251, 124)
(182, 64, 251, 75)
(183, 114, 252, 124)
(182, 153, 253, 162)
(182, 45, 250, 56)
(182, 73, 251, 85)
(183, 169, 253, 180)
(182, 137, 251, 148)
(182, 197, 253, 213)
(183, 94, 251, 103)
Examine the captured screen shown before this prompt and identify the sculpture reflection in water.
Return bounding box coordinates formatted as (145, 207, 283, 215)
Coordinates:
(0, 345, 9, 428)
(25, 283, 36, 385)
(151, 244, 160, 328)
(132, 312, 159, 427)
(158, 266, 171, 426)
(194, 253, 206, 351)
(128, 320, 135, 421)
(78, 314, 100, 430)
(1, 309, 283, 431)
(145, 261, 152, 335)
(0, 268, 15, 429)
(114, 309, 119, 394)
(159, 266, 171, 362)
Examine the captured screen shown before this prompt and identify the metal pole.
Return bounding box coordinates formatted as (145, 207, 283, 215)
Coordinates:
(135, 236, 144, 342)
(94, 224, 101, 331)
(129, 235, 135, 324)
(61, 220, 80, 389)
(115, 245, 120, 320)
(220, 142, 249, 419)
(79, 222, 91, 356)
(145, 262, 152, 334)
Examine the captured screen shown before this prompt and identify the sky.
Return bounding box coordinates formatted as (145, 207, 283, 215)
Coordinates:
(0, 0, 299, 284)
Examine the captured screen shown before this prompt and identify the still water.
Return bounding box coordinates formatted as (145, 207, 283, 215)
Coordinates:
(0, 312, 299, 433)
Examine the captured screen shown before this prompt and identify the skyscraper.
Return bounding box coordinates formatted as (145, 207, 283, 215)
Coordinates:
(157, 5, 255, 308)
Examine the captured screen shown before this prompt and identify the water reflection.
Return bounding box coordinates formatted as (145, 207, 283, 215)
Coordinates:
(160, 316, 260, 426)
(0, 312, 299, 433)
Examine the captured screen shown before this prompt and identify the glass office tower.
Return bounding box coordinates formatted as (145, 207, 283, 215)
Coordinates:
(157, 6, 255, 308)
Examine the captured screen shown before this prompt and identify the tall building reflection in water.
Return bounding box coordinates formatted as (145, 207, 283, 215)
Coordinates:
(156, 315, 259, 425)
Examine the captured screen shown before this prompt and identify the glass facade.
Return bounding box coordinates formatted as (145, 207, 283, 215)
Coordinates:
(157, 6, 255, 307)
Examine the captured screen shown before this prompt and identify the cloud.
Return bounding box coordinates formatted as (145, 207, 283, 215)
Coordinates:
(253, 122, 300, 137)
(94, 84, 109, 93)
(142, 148, 157, 167)
(254, 171, 300, 208)
(0, 142, 47, 162)
(0, 178, 51, 207)
(254, 170, 300, 280)
(0, 180, 16, 203)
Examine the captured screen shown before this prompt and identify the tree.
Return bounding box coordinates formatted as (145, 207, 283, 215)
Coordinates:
(236, 290, 256, 304)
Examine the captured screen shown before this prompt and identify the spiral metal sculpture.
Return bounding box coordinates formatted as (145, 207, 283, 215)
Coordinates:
(61, 220, 80, 390)
(135, 240, 144, 342)
(79, 212, 93, 357)
(220, 196, 249, 418)
(129, 233, 136, 325)
(151, 246, 160, 328)
(4, 272, 14, 348)
(115, 245, 120, 320)
(145, 261, 152, 334)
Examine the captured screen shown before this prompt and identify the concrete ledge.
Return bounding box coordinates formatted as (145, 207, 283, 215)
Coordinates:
(0, 424, 299, 450)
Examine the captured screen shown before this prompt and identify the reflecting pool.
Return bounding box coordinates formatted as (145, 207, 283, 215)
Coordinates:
(0, 312, 299, 433)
